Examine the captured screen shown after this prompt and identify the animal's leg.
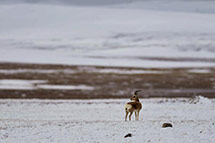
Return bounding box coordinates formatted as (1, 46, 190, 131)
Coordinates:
(129, 112, 133, 121)
(135, 111, 138, 121)
(137, 111, 140, 121)
(125, 111, 129, 121)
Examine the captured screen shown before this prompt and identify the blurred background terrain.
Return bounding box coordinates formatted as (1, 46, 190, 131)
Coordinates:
(0, 0, 215, 98)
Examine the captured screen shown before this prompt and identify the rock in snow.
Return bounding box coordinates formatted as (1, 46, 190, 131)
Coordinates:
(124, 133, 132, 138)
(162, 123, 173, 128)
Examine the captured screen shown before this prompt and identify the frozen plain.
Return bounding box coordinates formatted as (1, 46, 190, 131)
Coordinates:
(0, 97, 215, 143)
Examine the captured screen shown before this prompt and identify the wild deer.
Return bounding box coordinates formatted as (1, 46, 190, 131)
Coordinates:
(125, 90, 142, 121)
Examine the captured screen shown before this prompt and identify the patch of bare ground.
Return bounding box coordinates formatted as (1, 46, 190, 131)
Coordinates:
(0, 62, 215, 99)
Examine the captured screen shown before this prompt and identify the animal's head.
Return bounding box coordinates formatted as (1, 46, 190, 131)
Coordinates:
(130, 90, 141, 102)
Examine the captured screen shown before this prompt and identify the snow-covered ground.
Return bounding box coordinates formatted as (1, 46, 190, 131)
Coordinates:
(0, 97, 215, 143)
(0, 79, 94, 90)
(0, 0, 215, 68)
(0, 68, 168, 74)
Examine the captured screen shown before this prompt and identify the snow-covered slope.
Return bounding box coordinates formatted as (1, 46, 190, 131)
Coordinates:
(1, 0, 140, 5)
(0, 1, 215, 68)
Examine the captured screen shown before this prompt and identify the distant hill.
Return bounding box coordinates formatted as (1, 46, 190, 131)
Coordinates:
(1, 0, 213, 6)
(0, 0, 138, 5)
(1, 0, 215, 14)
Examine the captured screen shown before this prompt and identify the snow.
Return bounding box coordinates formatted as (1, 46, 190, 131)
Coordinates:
(112, 0, 215, 14)
(0, 79, 94, 90)
(0, 68, 167, 74)
(188, 69, 212, 74)
(89, 68, 167, 74)
(189, 95, 212, 105)
(0, 69, 75, 74)
(0, 79, 46, 90)
(0, 98, 215, 142)
(0, 1, 215, 68)
(37, 84, 94, 90)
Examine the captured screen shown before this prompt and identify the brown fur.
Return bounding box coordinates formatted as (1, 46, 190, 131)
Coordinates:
(127, 102, 142, 111)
